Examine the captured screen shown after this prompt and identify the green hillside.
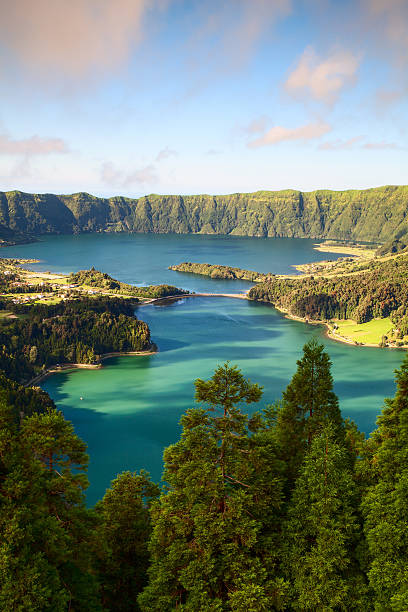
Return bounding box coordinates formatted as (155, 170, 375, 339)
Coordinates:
(1, 185, 408, 243)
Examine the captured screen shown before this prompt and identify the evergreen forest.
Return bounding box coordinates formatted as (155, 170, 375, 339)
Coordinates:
(0, 297, 152, 384)
(249, 253, 408, 336)
(1, 339, 408, 610)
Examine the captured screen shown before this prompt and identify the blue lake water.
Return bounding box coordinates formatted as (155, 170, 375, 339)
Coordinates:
(2, 233, 403, 504)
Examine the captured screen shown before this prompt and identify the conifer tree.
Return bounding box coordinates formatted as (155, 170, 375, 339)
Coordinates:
(139, 363, 287, 611)
(274, 338, 343, 490)
(0, 403, 101, 611)
(282, 423, 369, 610)
(94, 470, 159, 611)
(362, 356, 408, 609)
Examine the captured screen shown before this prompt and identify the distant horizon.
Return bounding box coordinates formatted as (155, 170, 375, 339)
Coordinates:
(2, 183, 407, 200)
(1, 1, 406, 197)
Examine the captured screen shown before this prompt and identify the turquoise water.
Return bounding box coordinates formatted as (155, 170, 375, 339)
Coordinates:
(2, 234, 404, 504)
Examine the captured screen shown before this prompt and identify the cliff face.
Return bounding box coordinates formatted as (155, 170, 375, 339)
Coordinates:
(1, 185, 407, 243)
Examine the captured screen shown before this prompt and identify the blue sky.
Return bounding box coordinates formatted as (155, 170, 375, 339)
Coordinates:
(0, 0, 407, 196)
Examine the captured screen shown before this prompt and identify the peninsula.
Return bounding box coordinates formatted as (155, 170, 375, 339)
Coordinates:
(0, 260, 188, 384)
(168, 243, 408, 348)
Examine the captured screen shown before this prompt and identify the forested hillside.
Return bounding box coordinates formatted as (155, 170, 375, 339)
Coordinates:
(2, 342, 408, 609)
(0, 297, 152, 383)
(249, 253, 408, 337)
(1, 185, 408, 243)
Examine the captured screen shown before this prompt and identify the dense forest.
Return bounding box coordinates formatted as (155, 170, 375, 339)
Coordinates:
(0, 297, 152, 383)
(249, 253, 408, 335)
(1, 185, 408, 244)
(169, 262, 273, 282)
(1, 340, 408, 610)
(69, 267, 187, 298)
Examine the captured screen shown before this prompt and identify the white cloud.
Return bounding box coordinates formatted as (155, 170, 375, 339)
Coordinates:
(0, 0, 156, 83)
(155, 147, 178, 162)
(101, 161, 158, 188)
(248, 120, 331, 148)
(319, 136, 401, 150)
(0, 133, 69, 156)
(285, 46, 359, 105)
(319, 137, 364, 150)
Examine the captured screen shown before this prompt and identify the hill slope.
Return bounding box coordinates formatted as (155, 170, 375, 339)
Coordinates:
(1, 185, 407, 243)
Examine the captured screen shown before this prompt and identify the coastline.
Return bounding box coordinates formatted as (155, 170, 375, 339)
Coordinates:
(25, 346, 157, 387)
(12, 241, 400, 362)
(273, 304, 403, 349)
(143, 292, 403, 350)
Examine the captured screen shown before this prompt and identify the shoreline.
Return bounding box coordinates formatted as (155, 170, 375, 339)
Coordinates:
(273, 304, 405, 349)
(25, 347, 157, 387)
(143, 292, 405, 350)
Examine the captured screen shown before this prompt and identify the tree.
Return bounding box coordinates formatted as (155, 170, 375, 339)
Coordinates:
(362, 355, 408, 610)
(139, 363, 287, 611)
(94, 470, 159, 611)
(0, 403, 101, 611)
(282, 423, 369, 610)
(273, 339, 343, 491)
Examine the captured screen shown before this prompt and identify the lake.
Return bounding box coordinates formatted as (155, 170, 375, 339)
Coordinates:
(2, 233, 404, 504)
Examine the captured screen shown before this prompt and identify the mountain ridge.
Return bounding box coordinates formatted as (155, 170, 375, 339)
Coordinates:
(1, 184, 407, 244)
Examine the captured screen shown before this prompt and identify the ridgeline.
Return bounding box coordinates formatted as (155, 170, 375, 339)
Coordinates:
(1, 185, 408, 244)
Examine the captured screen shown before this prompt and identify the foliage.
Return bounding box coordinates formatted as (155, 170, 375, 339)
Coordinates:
(1, 334, 408, 609)
(273, 339, 344, 491)
(169, 262, 272, 282)
(361, 356, 408, 610)
(70, 267, 187, 299)
(94, 471, 159, 611)
(0, 401, 100, 611)
(139, 363, 288, 611)
(282, 423, 369, 610)
(1, 185, 408, 242)
(376, 238, 408, 256)
(0, 297, 152, 383)
(249, 254, 408, 332)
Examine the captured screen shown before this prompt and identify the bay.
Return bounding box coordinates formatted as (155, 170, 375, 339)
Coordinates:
(2, 233, 404, 505)
(2, 232, 352, 294)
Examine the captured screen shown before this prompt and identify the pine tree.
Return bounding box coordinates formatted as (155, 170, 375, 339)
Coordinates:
(274, 338, 343, 491)
(139, 363, 287, 611)
(94, 470, 159, 611)
(362, 355, 408, 610)
(0, 403, 101, 611)
(282, 423, 369, 610)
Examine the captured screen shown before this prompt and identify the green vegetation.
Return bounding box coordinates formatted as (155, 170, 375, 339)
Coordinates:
(0, 297, 152, 383)
(249, 253, 408, 346)
(169, 261, 273, 282)
(1, 184, 408, 243)
(70, 267, 187, 299)
(375, 238, 408, 256)
(2, 340, 408, 609)
(333, 318, 393, 345)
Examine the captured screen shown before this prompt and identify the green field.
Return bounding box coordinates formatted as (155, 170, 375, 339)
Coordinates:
(333, 318, 394, 345)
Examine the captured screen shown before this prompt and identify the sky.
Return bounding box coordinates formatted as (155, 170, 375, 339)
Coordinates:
(0, 0, 407, 197)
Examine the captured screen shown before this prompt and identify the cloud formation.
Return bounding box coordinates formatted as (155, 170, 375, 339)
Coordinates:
(100, 144, 178, 188)
(155, 147, 178, 162)
(319, 136, 401, 151)
(285, 46, 359, 105)
(248, 121, 330, 148)
(101, 162, 158, 188)
(181, 0, 292, 98)
(364, 0, 408, 64)
(1, 0, 153, 82)
(0, 133, 69, 156)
